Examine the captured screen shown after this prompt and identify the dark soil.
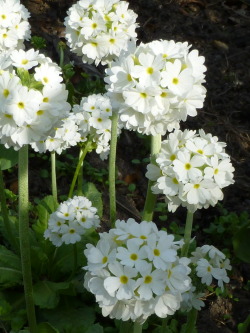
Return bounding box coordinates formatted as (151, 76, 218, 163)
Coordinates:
(19, 0, 250, 332)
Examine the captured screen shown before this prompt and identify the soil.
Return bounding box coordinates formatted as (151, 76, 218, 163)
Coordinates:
(17, 0, 250, 332)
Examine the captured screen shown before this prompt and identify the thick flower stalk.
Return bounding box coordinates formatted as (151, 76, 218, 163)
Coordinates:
(146, 129, 235, 212)
(44, 195, 100, 247)
(64, 0, 138, 66)
(0, 48, 71, 150)
(105, 40, 207, 135)
(84, 218, 193, 323)
(0, 0, 31, 52)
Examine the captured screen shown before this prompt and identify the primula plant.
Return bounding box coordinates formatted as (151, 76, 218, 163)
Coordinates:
(0, 1, 241, 333)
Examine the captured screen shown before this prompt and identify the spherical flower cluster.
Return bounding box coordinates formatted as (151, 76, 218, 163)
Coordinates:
(0, 0, 31, 51)
(64, 0, 138, 66)
(44, 196, 100, 247)
(105, 40, 207, 135)
(191, 245, 231, 291)
(0, 48, 71, 150)
(71, 93, 116, 160)
(146, 129, 235, 212)
(31, 116, 82, 155)
(84, 218, 193, 323)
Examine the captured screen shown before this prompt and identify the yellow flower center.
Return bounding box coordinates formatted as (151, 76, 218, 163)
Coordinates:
(102, 256, 108, 264)
(153, 249, 160, 256)
(18, 102, 24, 109)
(21, 59, 28, 65)
(144, 275, 152, 284)
(3, 89, 9, 97)
(120, 275, 128, 284)
(172, 77, 179, 85)
(146, 67, 154, 74)
(43, 97, 49, 103)
(194, 184, 200, 189)
(140, 92, 147, 98)
(214, 168, 219, 174)
(130, 253, 138, 261)
(185, 163, 191, 170)
(172, 177, 179, 184)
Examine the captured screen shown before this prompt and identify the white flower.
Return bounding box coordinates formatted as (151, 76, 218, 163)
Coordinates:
(10, 48, 39, 70)
(136, 263, 166, 300)
(104, 262, 137, 300)
(146, 129, 234, 212)
(84, 218, 192, 322)
(0, 0, 31, 52)
(116, 238, 147, 271)
(0, 50, 70, 150)
(64, 0, 138, 65)
(71, 93, 117, 160)
(105, 40, 206, 135)
(44, 196, 100, 247)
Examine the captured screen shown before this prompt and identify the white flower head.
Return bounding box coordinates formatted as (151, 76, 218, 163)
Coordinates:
(64, 0, 138, 65)
(146, 129, 234, 212)
(84, 218, 192, 322)
(105, 40, 207, 135)
(44, 196, 100, 247)
(0, 49, 70, 150)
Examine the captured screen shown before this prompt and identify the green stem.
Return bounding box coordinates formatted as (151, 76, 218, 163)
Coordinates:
(109, 111, 118, 226)
(67, 244, 78, 281)
(68, 142, 91, 198)
(18, 145, 37, 332)
(51, 151, 58, 208)
(181, 210, 194, 257)
(0, 163, 17, 251)
(142, 134, 161, 221)
(77, 148, 83, 196)
(133, 322, 142, 333)
(119, 321, 132, 333)
(183, 308, 198, 333)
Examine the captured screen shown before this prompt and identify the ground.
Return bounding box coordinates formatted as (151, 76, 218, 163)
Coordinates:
(19, 0, 250, 332)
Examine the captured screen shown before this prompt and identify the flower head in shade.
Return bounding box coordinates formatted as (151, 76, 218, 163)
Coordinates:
(44, 196, 100, 247)
(105, 40, 207, 135)
(0, 0, 31, 52)
(84, 218, 191, 323)
(0, 49, 71, 150)
(146, 129, 234, 212)
(71, 93, 118, 160)
(64, 0, 138, 66)
(191, 245, 232, 291)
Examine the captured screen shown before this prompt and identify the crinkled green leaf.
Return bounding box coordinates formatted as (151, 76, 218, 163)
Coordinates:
(33, 195, 56, 236)
(37, 322, 59, 333)
(83, 182, 103, 218)
(85, 324, 104, 333)
(33, 281, 70, 309)
(233, 226, 250, 263)
(0, 245, 22, 288)
(0, 144, 18, 170)
(0, 298, 12, 316)
(42, 304, 95, 333)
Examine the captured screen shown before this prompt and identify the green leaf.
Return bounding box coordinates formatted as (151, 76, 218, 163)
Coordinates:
(0, 144, 18, 170)
(33, 281, 70, 309)
(0, 245, 22, 288)
(0, 298, 12, 315)
(233, 226, 250, 263)
(42, 304, 96, 333)
(85, 324, 104, 333)
(33, 195, 56, 236)
(37, 322, 59, 333)
(83, 182, 103, 218)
